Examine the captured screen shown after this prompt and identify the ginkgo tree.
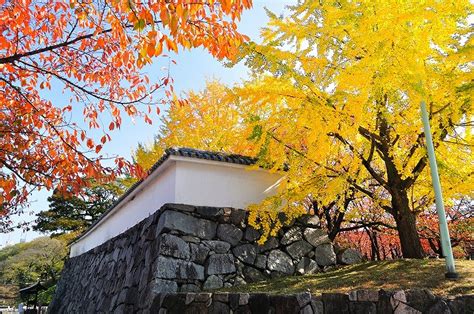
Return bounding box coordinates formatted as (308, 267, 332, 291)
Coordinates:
(134, 81, 398, 253)
(134, 80, 259, 169)
(0, 0, 252, 217)
(232, 0, 473, 258)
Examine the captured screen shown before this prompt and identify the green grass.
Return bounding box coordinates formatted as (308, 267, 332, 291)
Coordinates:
(222, 259, 474, 296)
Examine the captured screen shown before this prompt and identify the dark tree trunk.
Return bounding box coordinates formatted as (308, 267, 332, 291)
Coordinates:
(427, 238, 444, 258)
(366, 227, 380, 260)
(373, 230, 381, 260)
(392, 191, 425, 258)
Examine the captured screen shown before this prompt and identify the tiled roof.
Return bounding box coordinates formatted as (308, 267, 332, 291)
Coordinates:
(72, 148, 256, 243)
(152, 147, 257, 170)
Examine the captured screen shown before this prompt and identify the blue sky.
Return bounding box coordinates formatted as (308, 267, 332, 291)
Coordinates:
(0, 0, 292, 247)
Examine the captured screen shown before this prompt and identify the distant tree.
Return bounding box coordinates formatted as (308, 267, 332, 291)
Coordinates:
(33, 183, 120, 236)
(133, 80, 256, 171)
(0, 237, 67, 288)
(418, 198, 474, 258)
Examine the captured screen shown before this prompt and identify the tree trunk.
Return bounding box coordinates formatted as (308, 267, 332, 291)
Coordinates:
(392, 191, 425, 258)
(366, 227, 381, 260)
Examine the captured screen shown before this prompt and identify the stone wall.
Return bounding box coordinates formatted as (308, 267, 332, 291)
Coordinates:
(50, 203, 359, 312)
(151, 290, 474, 314)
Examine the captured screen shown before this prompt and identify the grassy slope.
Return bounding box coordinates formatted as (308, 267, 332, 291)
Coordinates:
(222, 259, 474, 296)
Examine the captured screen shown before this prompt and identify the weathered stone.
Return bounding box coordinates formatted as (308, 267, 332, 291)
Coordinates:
(337, 248, 362, 265)
(242, 266, 266, 282)
(113, 304, 126, 314)
(162, 203, 196, 212)
(227, 294, 240, 310)
(310, 299, 324, 314)
(197, 206, 224, 219)
(301, 304, 313, 314)
(206, 254, 236, 275)
(156, 210, 217, 239)
(239, 293, 250, 305)
(426, 300, 451, 314)
(181, 235, 201, 243)
(233, 244, 257, 264)
(286, 240, 313, 260)
(209, 301, 229, 314)
(217, 224, 243, 246)
(322, 293, 350, 314)
(298, 215, 320, 227)
(203, 275, 224, 290)
(124, 287, 138, 305)
(151, 279, 178, 293)
(111, 247, 121, 262)
(189, 243, 210, 264)
(138, 266, 151, 292)
(249, 294, 271, 313)
(267, 250, 294, 274)
(448, 295, 474, 314)
(157, 234, 190, 259)
(270, 295, 301, 313)
(230, 209, 247, 226)
(161, 294, 187, 313)
(405, 288, 437, 312)
(296, 292, 312, 307)
(155, 256, 204, 280)
(349, 301, 377, 314)
(281, 227, 303, 245)
(257, 237, 279, 252)
(97, 295, 112, 312)
(377, 290, 393, 313)
(244, 226, 260, 242)
(185, 293, 195, 305)
(194, 292, 212, 303)
(391, 290, 422, 314)
(234, 276, 247, 286)
(219, 207, 232, 223)
(180, 284, 200, 292)
(254, 255, 267, 269)
(303, 228, 330, 247)
(179, 262, 205, 280)
(296, 257, 319, 275)
(314, 244, 336, 266)
(214, 293, 229, 303)
(185, 303, 209, 313)
(202, 240, 231, 253)
(348, 290, 379, 302)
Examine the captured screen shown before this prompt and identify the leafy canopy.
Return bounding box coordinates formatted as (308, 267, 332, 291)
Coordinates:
(33, 183, 121, 237)
(0, 237, 67, 287)
(135, 2, 473, 254)
(0, 0, 252, 216)
(231, 0, 473, 246)
(134, 80, 259, 170)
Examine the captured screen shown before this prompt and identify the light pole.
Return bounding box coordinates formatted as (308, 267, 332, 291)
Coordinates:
(420, 101, 458, 279)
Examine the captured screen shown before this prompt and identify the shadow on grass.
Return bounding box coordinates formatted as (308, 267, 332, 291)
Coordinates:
(222, 259, 474, 296)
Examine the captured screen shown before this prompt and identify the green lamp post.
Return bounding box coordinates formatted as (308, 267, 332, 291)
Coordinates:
(420, 101, 458, 279)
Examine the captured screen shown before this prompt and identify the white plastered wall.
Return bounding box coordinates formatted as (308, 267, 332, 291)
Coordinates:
(174, 157, 282, 208)
(70, 156, 283, 257)
(69, 161, 177, 257)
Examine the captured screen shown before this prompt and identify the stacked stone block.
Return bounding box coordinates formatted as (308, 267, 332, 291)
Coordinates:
(152, 290, 473, 314)
(49, 203, 360, 312)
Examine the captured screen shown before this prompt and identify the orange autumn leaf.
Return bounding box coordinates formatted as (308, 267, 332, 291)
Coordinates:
(0, 0, 252, 219)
